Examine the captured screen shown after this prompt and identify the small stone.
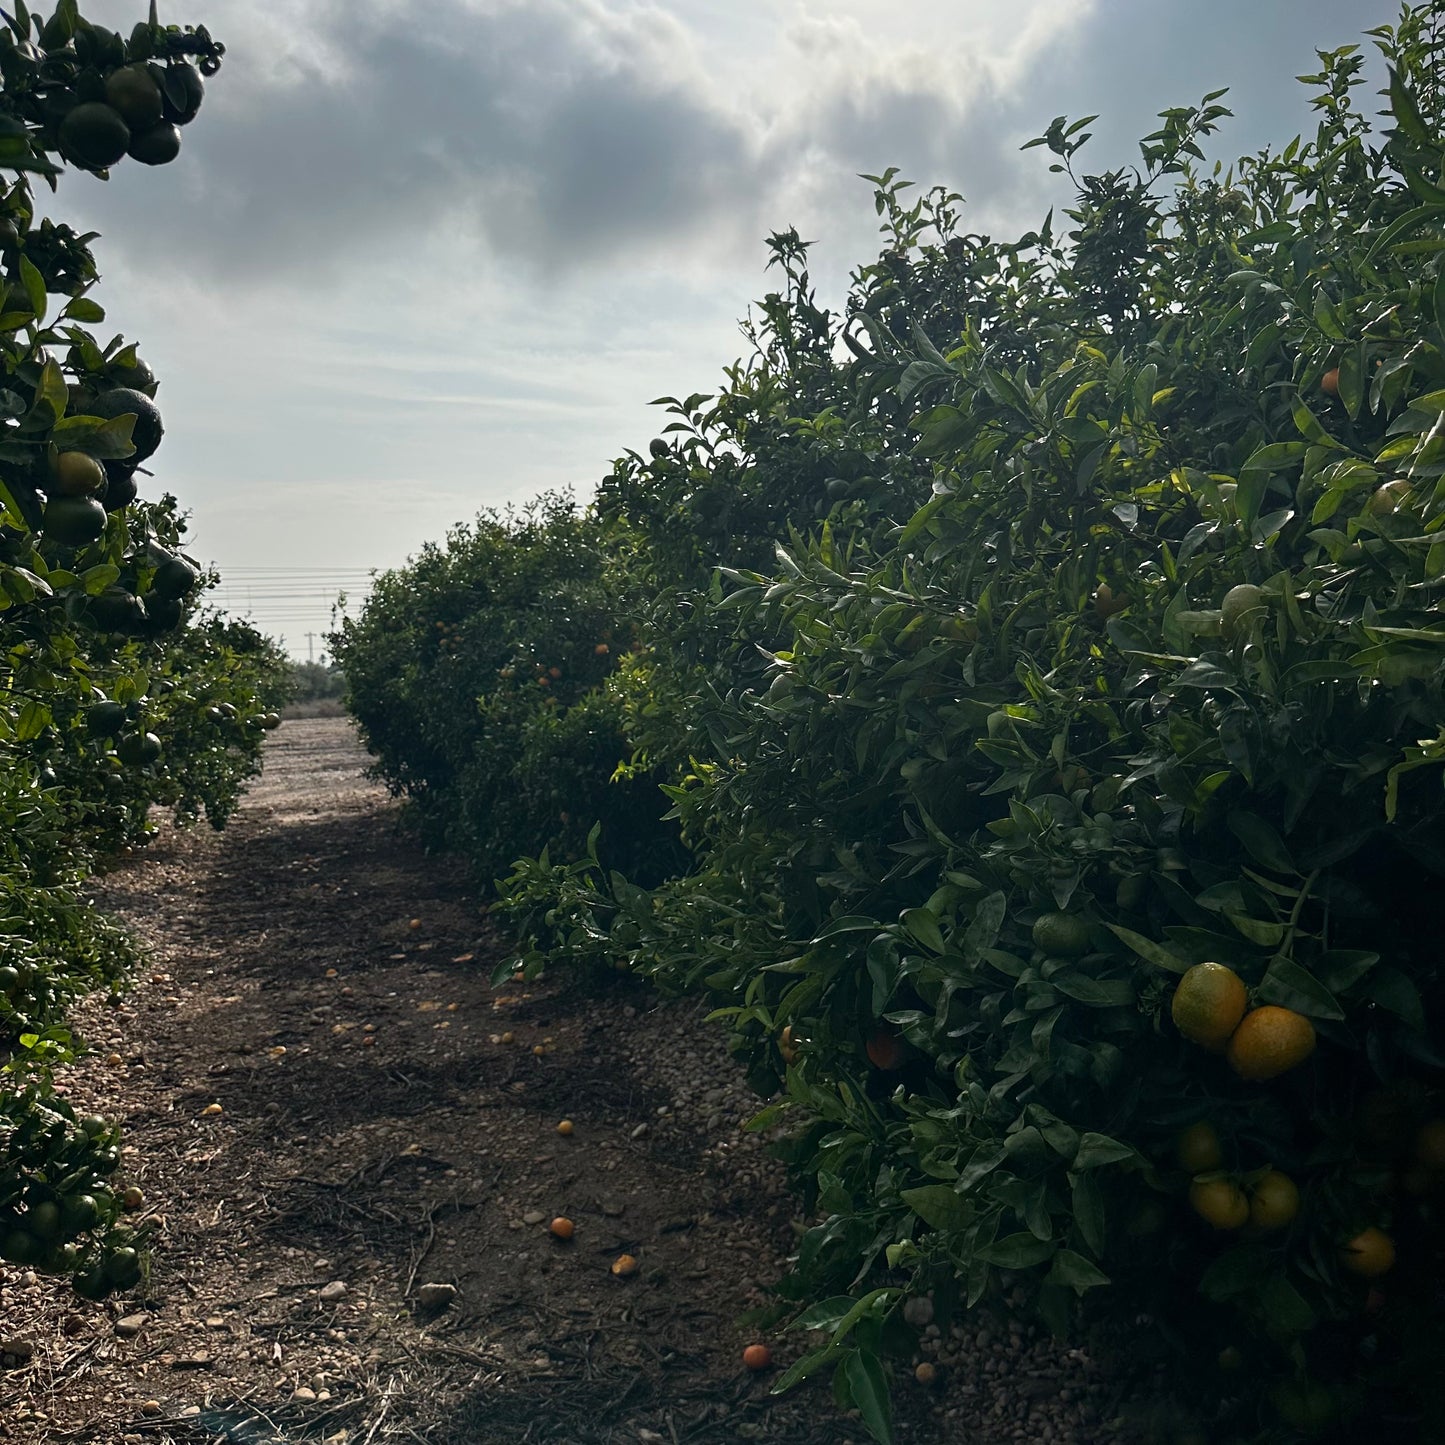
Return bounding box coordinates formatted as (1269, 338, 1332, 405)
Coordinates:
(115, 1315, 148, 1339)
(522, 1210, 546, 1226)
(317, 1281, 348, 1303)
(630, 1123, 648, 1140)
(291, 1386, 317, 1403)
(413, 1282, 458, 1312)
(205, 1316, 227, 1329)
(181, 1406, 202, 1417)
(600, 1199, 625, 1217)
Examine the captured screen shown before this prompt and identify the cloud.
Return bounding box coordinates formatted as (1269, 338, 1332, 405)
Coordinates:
(60, 0, 1117, 292)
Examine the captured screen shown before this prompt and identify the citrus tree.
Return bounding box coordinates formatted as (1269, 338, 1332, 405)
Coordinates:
(492, 7, 1445, 1438)
(0, 2, 290, 1299)
(331, 492, 683, 890)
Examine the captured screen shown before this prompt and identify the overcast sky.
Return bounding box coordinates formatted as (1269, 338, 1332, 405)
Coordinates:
(56, 0, 1400, 656)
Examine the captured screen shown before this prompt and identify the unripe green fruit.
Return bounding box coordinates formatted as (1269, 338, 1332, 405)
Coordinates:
(1220, 584, 1266, 640)
(50, 450, 107, 497)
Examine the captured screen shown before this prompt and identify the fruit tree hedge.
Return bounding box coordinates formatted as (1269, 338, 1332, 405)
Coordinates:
(344, 6, 1445, 1438)
(0, 3, 290, 1300)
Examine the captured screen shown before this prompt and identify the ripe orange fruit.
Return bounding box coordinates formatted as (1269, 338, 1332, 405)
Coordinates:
(1227, 1007, 1316, 1081)
(500, 1032, 514, 1045)
(1175, 1122, 1224, 1174)
(556, 1120, 574, 1136)
(1413, 1118, 1445, 1171)
(1341, 1226, 1395, 1278)
(1248, 1170, 1299, 1230)
(594, 643, 609, 655)
(1320, 367, 1340, 396)
(610, 1253, 639, 1277)
(1189, 1178, 1250, 1230)
(549, 1217, 574, 1241)
(742, 1343, 772, 1371)
(778, 1025, 800, 1066)
(409, 918, 421, 931)
(865, 1028, 904, 1071)
(914, 1361, 938, 1385)
(1170, 963, 1248, 1051)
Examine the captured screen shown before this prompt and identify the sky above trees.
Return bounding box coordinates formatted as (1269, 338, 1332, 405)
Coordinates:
(57, 0, 1398, 653)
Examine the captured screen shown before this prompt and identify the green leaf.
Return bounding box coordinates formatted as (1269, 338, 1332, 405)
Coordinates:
(792, 1296, 864, 1333)
(976, 1232, 1055, 1268)
(902, 907, 945, 955)
(1199, 1247, 1259, 1301)
(19, 255, 45, 321)
(1105, 924, 1189, 974)
(1366, 967, 1426, 1034)
(1225, 809, 1294, 872)
(1258, 1275, 1317, 1334)
(1050, 973, 1136, 1007)
(1070, 1172, 1106, 1256)
(62, 296, 105, 323)
(1046, 1248, 1109, 1293)
(900, 1184, 970, 1232)
(770, 1343, 843, 1394)
(1388, 66, 1435, 147)
(1257, 957, 1345, 1020)
(842, 1350, 894, 1445)
(15, 699, 50, 741)
(1073, 1132, 1137, 1170)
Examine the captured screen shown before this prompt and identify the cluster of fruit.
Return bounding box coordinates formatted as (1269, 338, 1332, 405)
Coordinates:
(1, 9, 215, 177)
(0, 1092, 141, 1298)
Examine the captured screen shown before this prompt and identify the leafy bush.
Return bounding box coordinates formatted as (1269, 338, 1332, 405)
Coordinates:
(0, 3, 290, 1297)
(498, 9, 1445, 1438)
(332, 492, 683, 888)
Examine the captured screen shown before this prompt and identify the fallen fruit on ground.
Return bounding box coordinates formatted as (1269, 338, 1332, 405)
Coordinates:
(548, 1216, 574, 1240)
(1170, 963, 1248, 1051)
(914, 1361, 938, 1385)
(741, 1344, 772, 1371)
(610, 1253, 638, 1277)
(556, 1119, 574, 1136)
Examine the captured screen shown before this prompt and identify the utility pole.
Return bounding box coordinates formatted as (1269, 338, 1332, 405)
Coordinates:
(305, 632, 315, 663)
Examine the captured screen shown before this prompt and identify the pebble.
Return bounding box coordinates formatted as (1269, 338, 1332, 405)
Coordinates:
(522, 1210, 546, 1226)
(317, 1282, 348, 1303)
(291, 1386, 317, 1403)
(413, 1282, 458, 1312)
(115, 1315, 148, 1339)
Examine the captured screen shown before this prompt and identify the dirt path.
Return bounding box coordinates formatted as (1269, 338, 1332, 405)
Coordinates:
(0, 719, 1131, 1445)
